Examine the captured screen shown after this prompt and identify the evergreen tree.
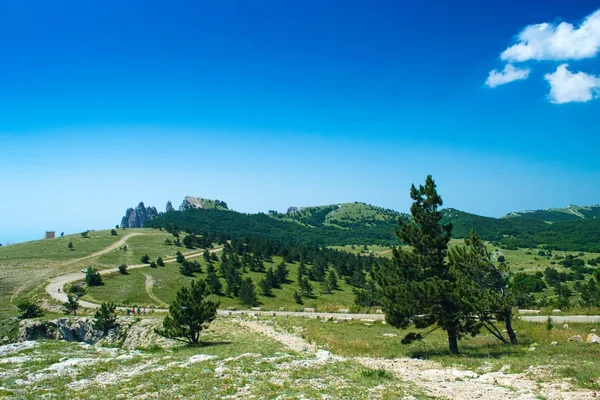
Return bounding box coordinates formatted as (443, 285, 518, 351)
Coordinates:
(67, 241, 74, 251)
(85, 267, 103, 286)
(176, 251, 185, 263)
(16, 301, 44, 319)
(326, 269, 339, 290)
(140, 254, 150, 264)
(299, 276, 313, 297)
(449, 231, 518, 345)
(297, 262, 307, 283)
(275, 261, 289, 284)
(259, 278, 273, 296)
(373, 175, 477, 354)
(239, 277, 258, 306)
(265, 267, 280, 288)
(118, 264, 128, 274)
(156, 280, 219, 345)
(205, 263, 222, 295)
(293, 290, 303, 304)
(62, 295, 80, 316)
(93, 302, 117, 334)
(157, 257, 165, 267)
(203, 249, 211, 262)
(353, 280, 380, 308)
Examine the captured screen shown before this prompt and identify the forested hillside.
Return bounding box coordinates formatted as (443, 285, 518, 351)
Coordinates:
(146, 203, 600, 251)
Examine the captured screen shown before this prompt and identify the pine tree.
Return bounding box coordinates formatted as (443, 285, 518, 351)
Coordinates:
(205, 263, 222, 295)
(239, 277, 258, 306)
(275, 261, 289, 284)
(265, 267, 280, 288)
(176, 251, 185, 263)
(157, 257, 165, 267)
(62, 295, 80, 316)
(372, 175, 476, 354)
(449, 231, 518, 345)
(93, 302, 117, 334)
(326, 269, 339, 290)
(299, 276, 313, 297)
(156, 280, 219, 345)
(203, 249, 211, 262)
(293, 291, 303, 305)
(297, 262, 307, 283)
(259, 278, 273, 296)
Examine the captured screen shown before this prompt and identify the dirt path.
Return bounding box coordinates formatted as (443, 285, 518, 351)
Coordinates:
(142, 273, 169, 308)
(240, 320, 593, 400)
(45, 247, 222, 308)
(62, 232, 144, 267)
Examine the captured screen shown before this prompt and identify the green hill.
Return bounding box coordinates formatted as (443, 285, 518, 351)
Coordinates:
(503, 205, 600, 223)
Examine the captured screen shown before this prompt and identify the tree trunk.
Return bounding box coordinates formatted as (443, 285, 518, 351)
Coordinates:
(503, 310, 518, 345)
(447, 328, 459, 354)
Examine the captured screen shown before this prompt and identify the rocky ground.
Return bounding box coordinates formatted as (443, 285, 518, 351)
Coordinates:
(0, 315, 597, 399)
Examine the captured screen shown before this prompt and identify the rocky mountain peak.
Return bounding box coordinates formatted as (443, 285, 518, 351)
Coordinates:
(120, 202, 159, 228)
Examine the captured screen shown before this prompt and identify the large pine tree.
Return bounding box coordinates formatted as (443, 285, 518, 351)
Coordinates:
(373, 175, 477, 354)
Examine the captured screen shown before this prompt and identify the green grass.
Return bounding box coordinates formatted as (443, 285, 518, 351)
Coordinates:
(276, 317, 600, 389)
(84, 256, 359, 310)
(0, 317, 427, 399)
(0, 229, 124, 262)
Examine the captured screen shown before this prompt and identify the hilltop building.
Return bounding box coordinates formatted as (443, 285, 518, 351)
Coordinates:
(43, 231, 55, 239)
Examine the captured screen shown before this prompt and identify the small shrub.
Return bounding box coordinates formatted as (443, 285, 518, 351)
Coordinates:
(16, 301, 44, 319)
(118, 264, 128, 274)
(140, 255, 150, 264)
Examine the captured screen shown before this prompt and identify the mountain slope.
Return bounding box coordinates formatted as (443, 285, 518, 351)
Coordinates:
(503, 205, 600, 223)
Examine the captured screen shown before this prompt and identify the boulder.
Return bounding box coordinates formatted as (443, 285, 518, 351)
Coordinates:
(303, 308, 316, 313)
(587, 334, 600, 343)
(552, 309, 562, 313)
(551, 341, 559, 346)
(517, 309, 541, 314)
(567, 335, 583, 343)
(251, 307, 261, 311)
(562, 324, 569, 329)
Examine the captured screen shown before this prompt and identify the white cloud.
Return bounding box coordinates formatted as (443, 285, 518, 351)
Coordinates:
(544, 64, 600, 104)
(501, 9, 600, 62)
(485, 64, 531, 88)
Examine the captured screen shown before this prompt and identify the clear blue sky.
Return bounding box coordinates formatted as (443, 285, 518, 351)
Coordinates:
(1, 0, 600, 243)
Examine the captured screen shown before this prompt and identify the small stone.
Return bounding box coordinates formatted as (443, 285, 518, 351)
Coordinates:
(587, 333, 600, 343)
(552, 309, 562, 313)
(563, 324, 569, 329)
(551, 341, 559, 346)
(592, 329, 598, 333)
(528, 347, 536, 351)
(337, 308, 350, 313)
(568, 335, 583, 343)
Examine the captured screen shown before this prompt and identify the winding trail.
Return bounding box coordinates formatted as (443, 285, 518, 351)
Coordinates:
(240, 320, 593, 399)
(45, 246, 222, 309)
(142, 273, 169, 308)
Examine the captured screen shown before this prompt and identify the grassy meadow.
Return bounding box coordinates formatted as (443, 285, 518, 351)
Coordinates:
(83, 255, 359, 310)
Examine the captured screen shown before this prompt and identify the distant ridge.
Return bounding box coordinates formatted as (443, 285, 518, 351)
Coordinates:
(502, 204, 600, 223)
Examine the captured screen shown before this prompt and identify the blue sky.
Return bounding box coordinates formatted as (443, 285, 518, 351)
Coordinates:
(1, 0, 600, 243)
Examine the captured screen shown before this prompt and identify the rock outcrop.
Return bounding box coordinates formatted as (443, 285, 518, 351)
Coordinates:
(19, 318, 103, 344)
(287, 206, 302, 214)
(165, 201, 175, 212)
(120, 202, 159, 228)
(19, 317, 178, 349)
(179, 196, 228, 211)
